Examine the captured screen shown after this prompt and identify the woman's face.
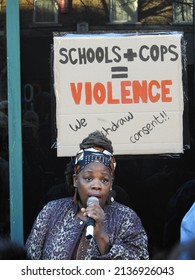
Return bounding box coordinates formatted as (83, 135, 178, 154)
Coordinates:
(73, 161, 113, 208)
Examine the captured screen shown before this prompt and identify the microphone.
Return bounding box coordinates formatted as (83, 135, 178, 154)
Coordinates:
(85, 196, 99, 240)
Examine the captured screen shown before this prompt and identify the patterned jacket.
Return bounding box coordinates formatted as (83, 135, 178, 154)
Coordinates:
(25, 197, 149, 260)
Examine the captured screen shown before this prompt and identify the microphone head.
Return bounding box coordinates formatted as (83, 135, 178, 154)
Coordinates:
(87, 196, 99, 206)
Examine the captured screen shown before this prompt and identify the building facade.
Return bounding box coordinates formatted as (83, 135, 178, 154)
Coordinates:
(0, 0, 194, 258)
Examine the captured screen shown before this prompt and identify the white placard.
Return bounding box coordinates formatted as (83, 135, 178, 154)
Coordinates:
(53, 33, 184, 156)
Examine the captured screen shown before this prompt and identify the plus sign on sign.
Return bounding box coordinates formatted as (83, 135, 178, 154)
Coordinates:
(53, 33, 185, 156)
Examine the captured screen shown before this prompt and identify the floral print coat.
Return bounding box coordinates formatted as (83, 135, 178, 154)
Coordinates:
(25, 197, 149, 260)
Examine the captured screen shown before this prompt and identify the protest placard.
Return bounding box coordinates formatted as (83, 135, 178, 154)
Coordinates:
(53, 32, 184, 156)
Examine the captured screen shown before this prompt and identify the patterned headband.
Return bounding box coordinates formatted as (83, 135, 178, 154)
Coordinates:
(74, 147, 116, 176)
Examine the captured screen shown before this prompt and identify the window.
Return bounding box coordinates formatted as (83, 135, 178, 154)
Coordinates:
(173, 0, 193, 23)
(33, 0, 59, 25)
(109, 0, 138, 23)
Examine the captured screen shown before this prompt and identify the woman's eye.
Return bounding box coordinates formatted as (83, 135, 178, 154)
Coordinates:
(85, 176, 92, 181)
(102, 178, 109, 184)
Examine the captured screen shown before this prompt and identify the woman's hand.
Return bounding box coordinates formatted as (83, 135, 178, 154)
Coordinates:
(81, 203, 110, 255)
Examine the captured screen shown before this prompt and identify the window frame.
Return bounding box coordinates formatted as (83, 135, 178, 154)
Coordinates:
(33, 0, 59, 26)
(109, 0, 138, 24)
(173, 0, 193, 24)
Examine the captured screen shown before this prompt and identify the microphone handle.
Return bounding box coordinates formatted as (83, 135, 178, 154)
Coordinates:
(86, 217, 95, 240)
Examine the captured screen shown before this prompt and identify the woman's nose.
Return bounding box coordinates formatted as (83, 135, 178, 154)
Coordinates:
(91, 179, 102, 189)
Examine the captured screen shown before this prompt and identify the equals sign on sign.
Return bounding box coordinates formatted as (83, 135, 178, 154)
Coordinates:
(111, 66, 128, 79)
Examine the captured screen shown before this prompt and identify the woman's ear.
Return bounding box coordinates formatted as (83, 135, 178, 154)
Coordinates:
(111, 175, 114, 185)
(73, 174, 78, 187)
